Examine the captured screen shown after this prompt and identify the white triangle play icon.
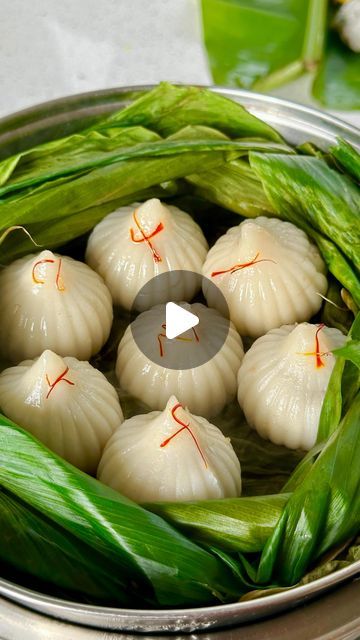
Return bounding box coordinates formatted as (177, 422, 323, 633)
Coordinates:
(165, 302, 199, 340)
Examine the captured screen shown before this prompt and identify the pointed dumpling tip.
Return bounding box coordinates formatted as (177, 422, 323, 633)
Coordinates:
(135, 198, 169, 226)
(32, 349, 68, 379)
(239, 219, 277, 252)
(283, 323, 331, 354)
(34, 249, 57, 262)
(165, 395, 182, 411)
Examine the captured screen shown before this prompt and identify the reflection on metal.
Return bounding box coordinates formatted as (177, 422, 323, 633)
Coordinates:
(0, 576, 359, 638)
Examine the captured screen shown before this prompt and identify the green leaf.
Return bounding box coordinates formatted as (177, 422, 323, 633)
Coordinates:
(146, 494, 288, 554)
(0, 125, 288, 200)
(0, 414, 240, 607)
(330, 138, 360, 183)
(0, 185, 181, 264)
(0, 127, 289, 264)
(317, 357, 345, 444)
(0, 126, 160, 197)
(186, 158, 274, 217)
(257, 392, 360, 585)
(282, 442, 324, 493)
(333, 340, 360, 369)
(240, 538, 359, 601)
(250, 152, 360, 306)
(0, 487, 132, 604)
(317, 312, 360, 443)
(313, 31, 360, 110)
(102, 82, 282, 141)
(250, 153, 360, 268)
(201, 0, 310, 89)
(0, 149, 230, 235)
(314, 235, 360, 310)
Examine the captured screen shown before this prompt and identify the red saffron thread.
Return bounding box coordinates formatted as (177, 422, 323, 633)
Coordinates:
(32, 258, 65, 291)
(160, 402, 207, 467)
(130, 209, 164, 263)
(211, 252, 276, 277)
(32, 259, 55, 284)
(314, 324, 325, 369)
(157, 323, 200, 357)
(301, 324, 328, 369)
(45, 366, 75, 399)
(55, 258, 65, 291)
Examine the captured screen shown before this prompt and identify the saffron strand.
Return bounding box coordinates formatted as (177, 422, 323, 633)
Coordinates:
(32, 259, 55, 284)
(46, 366, 75, 399)
(160, 403, 207, 468)
(211, 252, 276, 277)
(55, 258, 65, 291)
(32, 257, 65, 291)
(130, 209, 164, 263)
(301, 324, 328, 369)
(314, 324, 325, 369)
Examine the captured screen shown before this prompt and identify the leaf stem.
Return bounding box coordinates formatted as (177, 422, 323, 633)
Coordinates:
(253, 60, 304, 92)
(254, 0, 328, 91)
(302, 0, 328, 70)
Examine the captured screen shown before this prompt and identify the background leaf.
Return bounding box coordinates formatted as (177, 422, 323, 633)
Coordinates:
(201, 0, 310, 89)
(313, 31, 360, 109)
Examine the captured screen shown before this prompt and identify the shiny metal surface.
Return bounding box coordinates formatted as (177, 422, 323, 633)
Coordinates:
(0, 86, 359, 635)
(0, 578, 360, 640)
(0, 561, 360, 633)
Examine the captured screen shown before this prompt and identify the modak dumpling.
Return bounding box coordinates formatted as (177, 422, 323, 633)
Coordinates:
(237, 323, 346, 450)
(116, 302, 244, 417)
(0, 350, 123, 473)
(98, 395, 241, 502)
(86, 198, 208, 310)
(0, 250, 113, 363)
(202, 217, 327, 337)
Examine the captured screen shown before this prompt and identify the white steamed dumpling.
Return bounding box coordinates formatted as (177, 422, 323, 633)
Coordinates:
(98, 395, 241, 502)
(0, 250, 113, 363)
(116, 302, 244, 417)
(237, 323, 346, 450)
(0, 350, 123, 473)
(202, 217, 328, 337)
(85, 198, 208, 310)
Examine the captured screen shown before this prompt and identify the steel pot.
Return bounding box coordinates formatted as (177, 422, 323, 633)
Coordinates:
(0, 86, 359, 637)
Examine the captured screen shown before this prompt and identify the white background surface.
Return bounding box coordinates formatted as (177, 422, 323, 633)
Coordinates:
(0, 0, 210, 117)
(0, 0, 359, 127)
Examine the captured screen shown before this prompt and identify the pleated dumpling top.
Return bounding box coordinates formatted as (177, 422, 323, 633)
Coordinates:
(0, 350, 123, 473)
(0, 250, 113, 363)
(202, 217, 327, 338)
(98, 395, 241, 502)
(86, 198, 208, 310)
(237, 323, 346, 450)
(116, 302, 244, 418)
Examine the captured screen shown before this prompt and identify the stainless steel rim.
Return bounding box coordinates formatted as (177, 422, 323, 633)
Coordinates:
(0, 560, 359, 632)
(0, 84, 359, 633)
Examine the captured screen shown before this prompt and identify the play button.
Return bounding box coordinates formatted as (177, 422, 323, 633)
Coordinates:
(128, 270, 231, 370)
(165, 302, 199, 339)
